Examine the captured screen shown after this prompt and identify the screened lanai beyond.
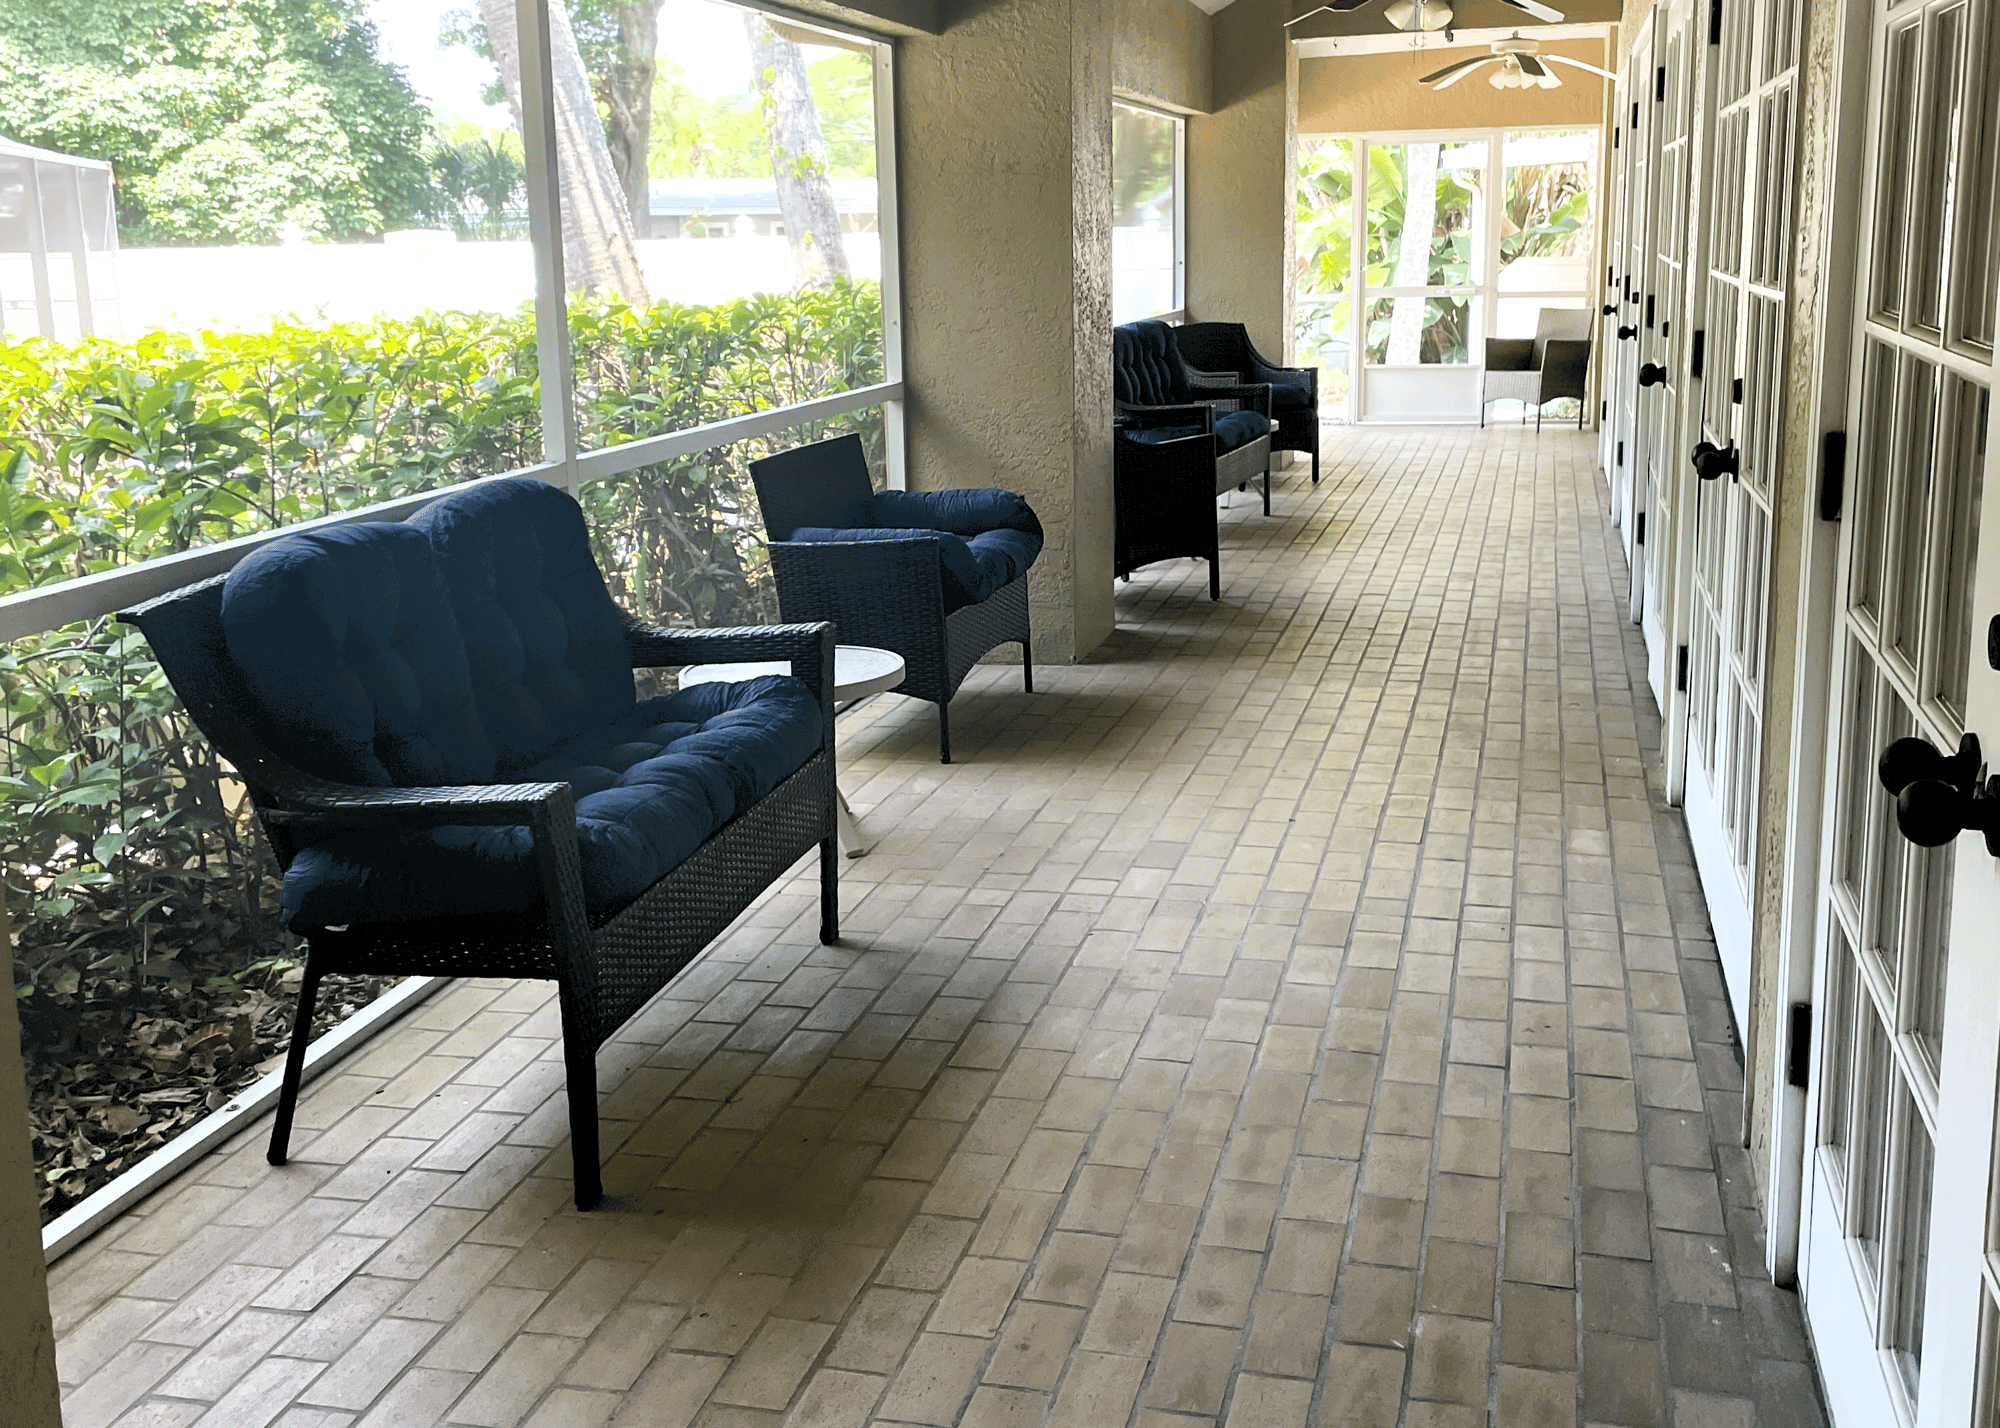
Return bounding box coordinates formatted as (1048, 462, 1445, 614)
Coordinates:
(43, 430, 1828, 1428)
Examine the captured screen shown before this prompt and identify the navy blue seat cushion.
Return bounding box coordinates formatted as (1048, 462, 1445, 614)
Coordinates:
(408, 478, 636, 776)
(1112, 320, 1188, 407)
(1121, 424, 1204, 446)
(222, 522, 498, 787)
(1213, 410, 1269, 454)
(1263, 379, 1313, 409)
(870, 488, 1043, 543)
(280, 675, 822, 928)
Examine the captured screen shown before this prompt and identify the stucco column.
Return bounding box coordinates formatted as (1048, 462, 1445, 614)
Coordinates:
(1188, 0, 1292, 360)
(0, 893, 63, 1428)
(898, 0, 1115, 664)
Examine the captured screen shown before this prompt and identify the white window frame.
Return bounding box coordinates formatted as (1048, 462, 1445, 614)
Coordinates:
(1112, 96, 1187, 323)
(0, 0, 907, 641)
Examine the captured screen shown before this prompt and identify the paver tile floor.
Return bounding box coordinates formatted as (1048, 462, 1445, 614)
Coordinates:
(48, 427, 1829, 1428)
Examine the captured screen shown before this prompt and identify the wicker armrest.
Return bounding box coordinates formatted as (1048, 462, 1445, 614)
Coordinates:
(1195, 384, 1272, 419)
(624, 617, 837, 752)
(260, 778, 575, 834)
(1116, 401, 1216, 430)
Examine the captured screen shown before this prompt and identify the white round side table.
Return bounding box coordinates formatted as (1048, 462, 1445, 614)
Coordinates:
(679, 644, 906, 856)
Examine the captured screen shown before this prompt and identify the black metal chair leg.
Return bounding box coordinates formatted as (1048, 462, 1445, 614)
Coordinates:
(1262, 466, 1271, 516)
(1312, 447, 1320, 484)
(1021, 638, 1033, 694)
(562, 1033, 603, 1211)
(267, 963, 323, 1165)
(819, 837, 840, 944)
(1209, 545, 1221, 601)
(938, 702, 951, 764)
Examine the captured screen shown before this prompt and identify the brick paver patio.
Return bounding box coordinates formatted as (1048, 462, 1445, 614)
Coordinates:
(47, 426, 1828, 1428)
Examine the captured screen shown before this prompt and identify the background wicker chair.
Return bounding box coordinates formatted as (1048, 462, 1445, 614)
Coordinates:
(1173, 320, 1320, 484)
(750, 433, 1039, 764)
(1113, 320, 1274, 513)
(1113, 425, 1232, 600)
(121, 480, 839, 1211)
(1480, 307, 1593, 427)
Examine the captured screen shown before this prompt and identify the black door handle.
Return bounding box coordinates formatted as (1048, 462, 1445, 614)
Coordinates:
(1691, 440, 1738, 480)
(1878, 733, 2000, 852)
(1603, 304, 1618, 316)
(1639, 363, 1668, 387)
(1618, 325, 1638, 340)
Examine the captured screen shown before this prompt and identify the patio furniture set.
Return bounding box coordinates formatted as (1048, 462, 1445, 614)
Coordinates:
(120, 320, 1320, 1210)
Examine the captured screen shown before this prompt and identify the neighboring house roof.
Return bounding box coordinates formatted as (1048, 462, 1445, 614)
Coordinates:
(648, 177, 877, 217)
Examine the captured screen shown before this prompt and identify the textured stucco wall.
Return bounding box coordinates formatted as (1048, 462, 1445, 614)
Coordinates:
(898, 0, 1115, 663)
(1297, 44, 1610, 133)
(0, 896, 62, 1428)
(1745, 0, 1841, 1213)
(1188, 0, 1291, 358)
(1114, 0, 1213, 113)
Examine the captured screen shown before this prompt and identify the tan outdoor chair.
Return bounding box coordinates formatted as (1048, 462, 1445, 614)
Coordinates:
(1481, 307, 1593, 428)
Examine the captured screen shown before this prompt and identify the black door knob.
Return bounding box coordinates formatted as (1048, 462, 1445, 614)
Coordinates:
(1603, 303, 1618, 316)
(1638, 363, 1668, 387)
(1879, 733, 1982, 796)
(1690, 440, 1739, 480)
(1878, 733, 2000, 853)
(1618, 325, 1638, 340)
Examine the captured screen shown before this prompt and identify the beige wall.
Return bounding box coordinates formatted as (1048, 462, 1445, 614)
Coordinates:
(1187, 0, 1292, 359)
(0, 895, 62, 1428)
(898, 0, 1116, 663)
(1114, 0, 1213, 113)
(1298, 43, 1610, 133)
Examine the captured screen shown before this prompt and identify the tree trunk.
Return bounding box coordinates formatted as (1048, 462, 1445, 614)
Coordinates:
(480, 0, 651, 306)
(1387, 142, 1437, 365)
(602, 3, 662, 234)
(746, 15, 849, 288)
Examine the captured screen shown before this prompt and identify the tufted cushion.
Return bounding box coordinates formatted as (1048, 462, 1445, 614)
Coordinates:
(1213, 410, 1269, 454)
(222, 523, 496, 787)
(409, 479, 635, 775)
(1120, 424, 1205, 446)
(280, 675, 823, 928)
(791, 525, 1020, 614)
(1112, 321, 1192, 407)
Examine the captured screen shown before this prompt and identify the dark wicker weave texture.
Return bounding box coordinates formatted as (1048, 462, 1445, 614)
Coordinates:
(1114, 427, 1239, 600)
(119, 575, 839, 1211)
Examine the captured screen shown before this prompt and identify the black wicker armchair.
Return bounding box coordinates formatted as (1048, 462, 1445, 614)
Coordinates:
(120, 479, 839, 1212)
(1173, 320, 1320, 484)
(1113, 320, 1274, 514)
(750, 433, 1040, 764)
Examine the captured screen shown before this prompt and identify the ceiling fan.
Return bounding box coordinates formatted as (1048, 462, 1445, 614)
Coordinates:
(1284, 0, 1566, 33)
(1419, 35, 1615, 87)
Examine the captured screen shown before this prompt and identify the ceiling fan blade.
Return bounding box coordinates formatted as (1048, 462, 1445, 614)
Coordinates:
(1542, 54, 1618, 79)
(1427, 56, 1498, 88)
(1282, 0, 1370, 19)
(1516, 53, 1549, 75)
(1494, 0, 1566, 21)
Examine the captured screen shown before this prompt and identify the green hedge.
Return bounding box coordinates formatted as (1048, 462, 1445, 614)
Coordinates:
(1, 283, 882, 1212)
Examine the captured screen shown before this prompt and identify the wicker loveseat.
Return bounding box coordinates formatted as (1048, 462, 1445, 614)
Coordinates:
(751, 433, 1042, 764)
(1172, 320, 1321, 484)
(120, 477, 839, 1210)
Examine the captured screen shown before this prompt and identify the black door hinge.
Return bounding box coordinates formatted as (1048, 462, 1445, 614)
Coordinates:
(1624, 275, 1634, 302)
(1732, 376, 1744, 405)
(1820, 430, 1846, 521)
(1636, 510, 1647, 545)
(1676, 645, 1689, 692)
(1614, 126, 1621, 149)
(1600, 399, 1608, 421)
(1632, 101, 1640, 129)
(1691, 328, 1705, 379)
(1709, 0, 1723, 43)
(1656, 65, 1667, 101)
(1617, 440, 1626, 467)
(1645, 294, 1656, 328)
(1787, 1003, 1812, 1088)
(1608, 264, 1617, 287)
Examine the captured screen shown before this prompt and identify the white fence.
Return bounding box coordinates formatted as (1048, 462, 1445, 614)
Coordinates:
(110, 233, 885, 335)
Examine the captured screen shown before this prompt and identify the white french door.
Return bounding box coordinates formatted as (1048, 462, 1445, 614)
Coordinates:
(1678, 0, 1802, 1022)
(1608, 22, 1655, 553)
(1799, 0, 2000, 1421)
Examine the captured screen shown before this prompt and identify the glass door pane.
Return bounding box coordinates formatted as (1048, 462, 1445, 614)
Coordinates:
(1295, 136, 1355, 416)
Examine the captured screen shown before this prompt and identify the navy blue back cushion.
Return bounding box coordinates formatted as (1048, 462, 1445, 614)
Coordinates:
(221, 523, 496, 787)
(870, 488, 1044, 545)
(1113, 321, 1190, 407)
(409, 479, 635, 776)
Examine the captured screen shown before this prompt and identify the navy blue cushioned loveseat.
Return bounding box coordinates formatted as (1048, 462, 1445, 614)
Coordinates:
(750, 433, 1042, 763)
(120, 477, 839, 1210)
